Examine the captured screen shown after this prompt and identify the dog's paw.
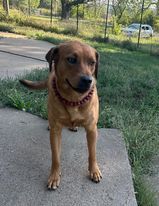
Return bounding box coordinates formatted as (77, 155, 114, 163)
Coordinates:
(68, 127, 78, 132)
(47, 171, 61, 190)
(89, 165, 102, 183)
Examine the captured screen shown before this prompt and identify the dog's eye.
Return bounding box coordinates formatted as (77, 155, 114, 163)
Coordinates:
(89, 61, 96, 66)
(67, 57, 77, 64)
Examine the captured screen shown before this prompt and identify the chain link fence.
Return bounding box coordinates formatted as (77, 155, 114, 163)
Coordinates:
(0, 2, 159, 56)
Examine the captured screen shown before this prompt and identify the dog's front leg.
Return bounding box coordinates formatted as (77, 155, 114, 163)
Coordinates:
(48, 126, 62, 190)
(85, 125, 102, 183)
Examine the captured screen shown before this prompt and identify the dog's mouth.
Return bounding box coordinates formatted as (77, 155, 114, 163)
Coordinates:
(66, 79, 91, 94)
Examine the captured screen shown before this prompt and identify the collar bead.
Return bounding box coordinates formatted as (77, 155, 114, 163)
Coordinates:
(52, 79, 94, 107)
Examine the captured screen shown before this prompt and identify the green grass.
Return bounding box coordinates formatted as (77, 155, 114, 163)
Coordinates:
(0, 41, 159, 205)
(0, 69, 48, 119)
(135, 176, 158, 206)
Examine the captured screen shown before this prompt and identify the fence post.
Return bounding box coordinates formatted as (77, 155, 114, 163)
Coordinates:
(76, 3, 79, 33)
(28, 0, 31, 16)
(50, 0, 53, 25)
(137, 0, 145, 48)
(104, 0, 110, 40)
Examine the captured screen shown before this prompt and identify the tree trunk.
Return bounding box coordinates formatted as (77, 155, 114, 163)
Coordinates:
(61, 1, 70, 19)
(3, 0, 9, 16)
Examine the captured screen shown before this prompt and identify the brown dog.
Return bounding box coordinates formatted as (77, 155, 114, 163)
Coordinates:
(20, 41, 102, 190)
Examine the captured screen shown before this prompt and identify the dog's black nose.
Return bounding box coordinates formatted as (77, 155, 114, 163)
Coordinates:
(76, 76, 93, 93)
(80, 76, 92, 85)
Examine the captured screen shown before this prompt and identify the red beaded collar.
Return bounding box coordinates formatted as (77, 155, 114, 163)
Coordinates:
(52, 79, 94, 107)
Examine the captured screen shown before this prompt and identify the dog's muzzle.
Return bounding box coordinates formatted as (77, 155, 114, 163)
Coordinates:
(66, 75, 93, 93)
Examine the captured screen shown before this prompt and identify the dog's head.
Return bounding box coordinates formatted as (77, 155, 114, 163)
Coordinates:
(45, 41, 99, 94)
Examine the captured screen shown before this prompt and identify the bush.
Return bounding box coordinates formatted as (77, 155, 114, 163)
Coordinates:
(0, 8, 7, 21)
(121, 40, 137, 51)
(91, 35, 109, 43)
(63, 26, 77, 35)
(142, 10, 155, 27)
(154, 18, 159, 32)
(71, 5, 84, 19)
(111, 16, 122, 35)
(151, 48, 159, 57)
(0, 23, 13, 32)
(110, 39, 137, 51)
(0, 8, 27, 23)
(38, 8, 50, 16)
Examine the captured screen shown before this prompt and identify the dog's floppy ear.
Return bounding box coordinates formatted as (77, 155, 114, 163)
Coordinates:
(95, 51, 100, 79)
(45, 47, 59, 72)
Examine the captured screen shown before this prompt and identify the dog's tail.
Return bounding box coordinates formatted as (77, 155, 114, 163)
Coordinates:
(19, 79, 48, 90)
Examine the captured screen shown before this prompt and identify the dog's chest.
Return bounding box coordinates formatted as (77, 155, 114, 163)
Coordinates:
(66, 107, 85, 126)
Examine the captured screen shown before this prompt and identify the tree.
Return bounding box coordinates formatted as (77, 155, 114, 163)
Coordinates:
(31, 0, 40, 8)
(39, 0, 52, 8)
(10, 0, 40, 11)
(3, 0, 10, 16)
(112, 0, 129, 23)
(61, 0, 88, 19)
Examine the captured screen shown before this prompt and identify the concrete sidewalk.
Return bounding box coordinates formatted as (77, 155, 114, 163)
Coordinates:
(0, 34, 53, 78)
(0, 108, 137, 206)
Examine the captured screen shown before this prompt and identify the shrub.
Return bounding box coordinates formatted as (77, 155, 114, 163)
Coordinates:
(91, 35, 109, 43)
(0, 7, 7, 21)
(38, 8, 50, 16)
(63, 26, 77, 35)
(154, 18, 159, 32)
(111, 16, 122, 35)
(110, 39, 137, 51)
(121, 40, 137, 51)
(0, 23, 13, 32)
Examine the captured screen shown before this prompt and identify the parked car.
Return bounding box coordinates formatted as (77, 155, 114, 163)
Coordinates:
(122, 23, 153, 37)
